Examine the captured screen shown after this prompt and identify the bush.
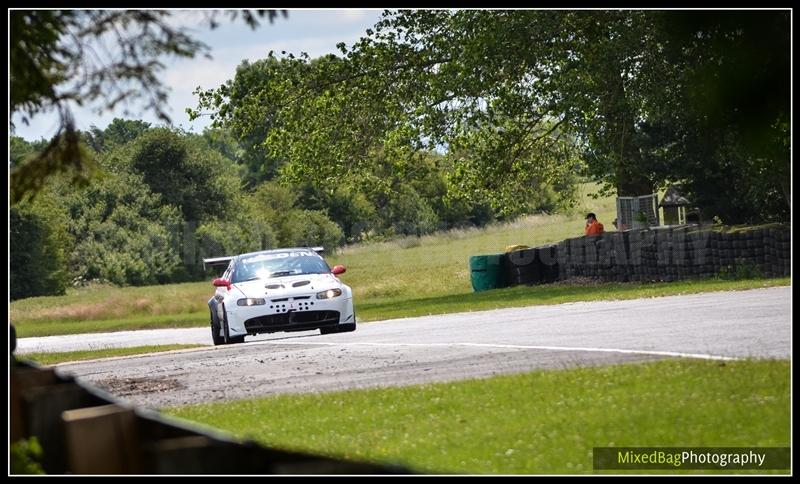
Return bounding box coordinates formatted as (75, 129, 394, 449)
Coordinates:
(250, 180, 298, 215)
(10, 437, 45, 475)
(324, 188, 379, 243)
(248, 181, 345, 250)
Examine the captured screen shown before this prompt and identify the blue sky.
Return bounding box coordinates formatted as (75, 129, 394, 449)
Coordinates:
(12, 9, 386, 141)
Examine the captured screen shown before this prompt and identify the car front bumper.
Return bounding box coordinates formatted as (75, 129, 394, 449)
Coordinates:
(224, 296, 354, 336)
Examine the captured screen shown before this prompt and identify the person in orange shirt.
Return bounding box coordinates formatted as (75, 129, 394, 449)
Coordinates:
(584, 212, 605, 236)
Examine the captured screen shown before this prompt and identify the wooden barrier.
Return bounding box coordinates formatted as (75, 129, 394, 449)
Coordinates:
(10, 358, 410, 475)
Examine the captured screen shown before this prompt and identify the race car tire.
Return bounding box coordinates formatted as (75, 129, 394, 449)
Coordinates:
(211, 304, 245, 345)
(320, 322, 357, 335)
(210, 309, 225, 346)
(220, 305, 245, 344)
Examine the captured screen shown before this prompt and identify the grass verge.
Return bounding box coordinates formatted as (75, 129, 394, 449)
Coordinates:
(165, 359, 790, 475)
(14, 312, 207, 338)
(17, 344, 206, 366)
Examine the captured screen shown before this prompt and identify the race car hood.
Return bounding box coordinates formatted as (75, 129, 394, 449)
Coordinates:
(232, 273, 342, 299)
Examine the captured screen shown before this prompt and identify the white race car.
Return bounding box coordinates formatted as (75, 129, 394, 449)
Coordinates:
(204, 248, 355, 345)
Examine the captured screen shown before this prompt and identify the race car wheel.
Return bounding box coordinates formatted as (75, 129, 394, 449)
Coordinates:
(336, 322, 357, 333)
(211, 306, 244, 345)
(210, 309, 225, 346)
(219, 302, 245, 344)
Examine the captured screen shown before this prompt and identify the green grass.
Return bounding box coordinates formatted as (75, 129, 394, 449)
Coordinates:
(165, 359, 790, 474)
(11, 280, 210, 326)
(15, 312, 208, 338)
(9, 183, 791, 337)
(17, 344, 206, 366)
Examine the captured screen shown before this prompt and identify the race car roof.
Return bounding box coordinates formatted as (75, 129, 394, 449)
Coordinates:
(202, 247, 324, 270)
(236, 247, 324, 259)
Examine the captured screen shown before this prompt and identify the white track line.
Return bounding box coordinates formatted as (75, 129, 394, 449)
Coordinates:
(246, 340, 742, 361)
(49, 340, 740, 368)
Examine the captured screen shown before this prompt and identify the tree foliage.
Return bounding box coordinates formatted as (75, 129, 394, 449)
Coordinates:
(61, 169, 185, 286)
(125, 128, 241, 222)
(85, 118, 152, 152)
(194, 9, 789, 224)
(10, 199, 72, 300)
(10, 127, 350, 294)
(9, 9, 285, 204)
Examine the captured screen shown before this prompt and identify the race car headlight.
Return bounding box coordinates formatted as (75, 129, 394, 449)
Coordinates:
(316, 288, 342, 299)
(237, 298, 266, 306)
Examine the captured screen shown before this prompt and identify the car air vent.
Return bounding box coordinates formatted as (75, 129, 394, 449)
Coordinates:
(265, 284, 284, 290)
(293, 296, 311, 300)
(292, 280, 311, 288)
(271, 297, 289, 302)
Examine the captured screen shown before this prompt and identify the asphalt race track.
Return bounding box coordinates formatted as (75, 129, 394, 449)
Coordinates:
(17, 287, 791, 408)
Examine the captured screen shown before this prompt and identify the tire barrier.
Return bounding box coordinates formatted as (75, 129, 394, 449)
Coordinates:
(469, 254, 508, 292)
(538, 245, 560, 283)
(554, 223, 790, 284)
(10, 354, 410, 474)
(505, 248, 540, 286)
(499, 245, 560, 288)
(475, 223, 789, 291)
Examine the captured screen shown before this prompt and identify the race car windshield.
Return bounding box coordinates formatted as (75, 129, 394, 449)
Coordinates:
(231, 254, 330, 283)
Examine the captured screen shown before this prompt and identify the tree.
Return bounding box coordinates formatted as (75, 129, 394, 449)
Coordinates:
(193, 10, 788, 225)
(62, 169, 184, 286)
(279, 210, 345, 249)
(10, 9, 286, 204)
(10, 199, 72, 300)
(125, 128, 242, 222)
(534, 10, 789, 219)
(294, 181, 379, 243)
(644, 11, 790, 222)
(10, 136, 36, 167)
(548, 11, 661, 196)
(85, 118, 152, 152)
(247, 181, 345, 249)
(190, 12, 584, 218)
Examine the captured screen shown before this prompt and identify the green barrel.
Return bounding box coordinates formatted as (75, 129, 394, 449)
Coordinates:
(469, 254, 508, 292)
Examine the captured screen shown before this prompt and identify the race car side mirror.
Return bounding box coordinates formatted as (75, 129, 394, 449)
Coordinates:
(331, 265, 346, 275)
(213, 278, 231, 289)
